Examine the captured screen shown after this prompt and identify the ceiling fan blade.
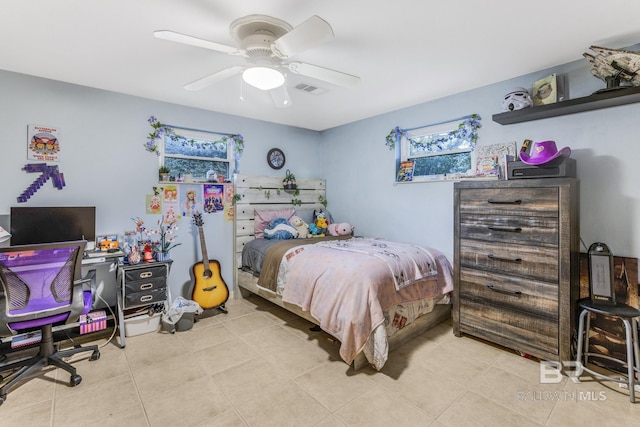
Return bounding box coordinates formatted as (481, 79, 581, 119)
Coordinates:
(287, 62, 360, 88)
(184, 66, 244, 91)
(154, 30, 241, 55)
(272, 15, 334, 59)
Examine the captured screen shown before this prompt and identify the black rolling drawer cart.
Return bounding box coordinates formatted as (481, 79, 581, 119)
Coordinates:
(117, 261, 171, 347)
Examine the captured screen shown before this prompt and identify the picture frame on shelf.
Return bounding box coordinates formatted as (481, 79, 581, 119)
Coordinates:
(532, 73, 559, 106)
(474, 142, 517, 178)
(96, 233, 119, 252)
(396, 160, 415, 182)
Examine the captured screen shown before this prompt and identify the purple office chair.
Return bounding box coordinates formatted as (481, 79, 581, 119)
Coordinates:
(0, 240, 100, 406)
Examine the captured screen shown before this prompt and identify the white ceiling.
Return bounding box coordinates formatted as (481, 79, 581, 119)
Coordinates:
(2, 1, 640, 131)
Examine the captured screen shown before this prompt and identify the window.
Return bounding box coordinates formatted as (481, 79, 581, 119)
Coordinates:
(396, 115, 481, 181)
(160, 127, 236, 181)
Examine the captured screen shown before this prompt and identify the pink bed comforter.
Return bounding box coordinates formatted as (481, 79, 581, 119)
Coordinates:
(280, 238, 453, 365)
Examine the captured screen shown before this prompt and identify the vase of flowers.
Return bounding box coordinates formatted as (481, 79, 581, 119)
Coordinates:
(131, 215, 181, 262)
(156, 251, 171, 262)
(127, 245, 141, 265)
(149, 215, 181, 261)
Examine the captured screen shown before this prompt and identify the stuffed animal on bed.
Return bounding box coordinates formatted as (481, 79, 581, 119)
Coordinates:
(308, 222, 324, 237)
(290, 215, 310, 239)
(327, 222, 354, 236)
(313, 208, 328, 224)
(263, 218, 298, 240)
(315, 216, 328, 235)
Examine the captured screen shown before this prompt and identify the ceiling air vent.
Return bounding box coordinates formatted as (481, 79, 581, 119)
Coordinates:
(294, 83, 327, 95)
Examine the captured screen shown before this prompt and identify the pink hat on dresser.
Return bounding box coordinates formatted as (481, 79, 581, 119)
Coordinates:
(519, 140, 571, 165)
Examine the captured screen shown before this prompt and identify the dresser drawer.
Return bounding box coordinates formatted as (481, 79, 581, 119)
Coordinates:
(124, 276, 166, 294)
(459, 213, 558, 246)
(458, 187, 558, 217)
(459, 268, 558, 319)
(123, 264, 168, 282)
(125, 287, 166, 307)
(459, 298, 559, 355)
(460, 238, 558, 282)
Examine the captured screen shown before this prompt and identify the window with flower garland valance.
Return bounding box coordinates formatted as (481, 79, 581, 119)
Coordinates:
(385, 114, 481, 182)
(146, 116, 244, 181)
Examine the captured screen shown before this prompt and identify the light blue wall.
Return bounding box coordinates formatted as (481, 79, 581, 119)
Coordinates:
(321, 57, 640, 262)
(2, 50, 639, 303)
(0, 70, 322, 301)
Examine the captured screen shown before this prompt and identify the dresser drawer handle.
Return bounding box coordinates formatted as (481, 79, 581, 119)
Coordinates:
(487, 199, 522, 205)
(487, 284, 522, 296)
(140, 283, 153, 290)
(140, 295, 153, 302)
(140, 272, 153, 279)
(487, 254, 522, 263)
(488, 226, 522, 232)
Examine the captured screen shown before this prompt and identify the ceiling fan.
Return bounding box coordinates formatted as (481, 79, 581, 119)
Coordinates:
(154, 14, 360, 100)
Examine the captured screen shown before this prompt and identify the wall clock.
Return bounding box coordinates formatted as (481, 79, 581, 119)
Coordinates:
(267, 148, 285, 170)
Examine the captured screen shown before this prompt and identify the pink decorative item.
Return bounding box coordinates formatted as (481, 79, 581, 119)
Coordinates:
(519, 140, 571, 165)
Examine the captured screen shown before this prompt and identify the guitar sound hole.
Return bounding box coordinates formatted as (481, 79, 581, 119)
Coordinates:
(204, 270, 213, 279)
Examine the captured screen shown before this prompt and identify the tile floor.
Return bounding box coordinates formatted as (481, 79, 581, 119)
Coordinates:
(2, 295, 640, 426)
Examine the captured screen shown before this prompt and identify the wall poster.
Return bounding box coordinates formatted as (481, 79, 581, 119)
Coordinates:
(27, 124, 61, 162)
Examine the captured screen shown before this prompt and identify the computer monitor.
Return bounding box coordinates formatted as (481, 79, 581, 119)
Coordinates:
(10, 206, 96, 247)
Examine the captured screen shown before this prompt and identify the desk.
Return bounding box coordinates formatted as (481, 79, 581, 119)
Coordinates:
(1, 255, 120, 347)
(116, 261, 171, 347)
(81, 254, 121, 309)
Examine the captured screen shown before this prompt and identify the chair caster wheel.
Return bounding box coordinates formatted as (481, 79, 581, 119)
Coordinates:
(0, 395, 5, 406)
(90, 350, 100, 361)
(70, 374, 82, 387)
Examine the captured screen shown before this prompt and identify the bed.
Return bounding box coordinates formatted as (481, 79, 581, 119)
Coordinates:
(233, 174, 453, 370)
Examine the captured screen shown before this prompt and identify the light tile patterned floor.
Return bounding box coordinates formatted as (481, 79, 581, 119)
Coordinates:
(2, 295, 640, 426)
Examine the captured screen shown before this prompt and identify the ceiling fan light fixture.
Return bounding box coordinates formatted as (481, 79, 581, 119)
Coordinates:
(242, 66, 285, 90)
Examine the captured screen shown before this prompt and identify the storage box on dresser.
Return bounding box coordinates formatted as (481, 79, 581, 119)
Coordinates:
(117, 262, 171, 346)
(453, 178, 579, 362)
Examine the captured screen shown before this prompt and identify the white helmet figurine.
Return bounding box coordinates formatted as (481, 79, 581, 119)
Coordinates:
(501, 87, 533, 112)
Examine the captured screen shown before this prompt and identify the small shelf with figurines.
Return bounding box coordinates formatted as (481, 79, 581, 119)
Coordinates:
(493, 85, 640, 125)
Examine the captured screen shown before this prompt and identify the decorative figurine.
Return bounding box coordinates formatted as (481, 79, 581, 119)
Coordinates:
(127, 246, 141, 265)
(501, 87, 533, 112)
(583, 45, 640, 91)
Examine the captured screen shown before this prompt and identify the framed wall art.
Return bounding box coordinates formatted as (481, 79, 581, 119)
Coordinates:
(532, 73, 562, 106)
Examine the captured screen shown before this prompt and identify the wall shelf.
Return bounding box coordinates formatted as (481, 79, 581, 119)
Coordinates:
(492, 85, 640, 125)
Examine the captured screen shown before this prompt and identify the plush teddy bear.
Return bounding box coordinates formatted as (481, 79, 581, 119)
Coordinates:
(327, 222, 354, 236)
(290, 215, 309, 239)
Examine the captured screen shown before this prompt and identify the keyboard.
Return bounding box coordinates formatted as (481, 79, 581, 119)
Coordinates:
(85, 250, 124, 258)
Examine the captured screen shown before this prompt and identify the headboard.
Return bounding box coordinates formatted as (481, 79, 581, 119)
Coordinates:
(233, 174, 326, 272)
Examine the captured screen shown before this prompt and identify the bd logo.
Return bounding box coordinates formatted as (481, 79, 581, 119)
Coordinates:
(540, 361, 583, 383)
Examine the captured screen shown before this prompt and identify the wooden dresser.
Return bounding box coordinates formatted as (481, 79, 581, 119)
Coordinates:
(453, 178, 579, 362)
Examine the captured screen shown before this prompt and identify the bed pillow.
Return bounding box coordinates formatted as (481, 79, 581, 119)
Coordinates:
(263, 218, 298, 240)
(254, 207, 295, 238)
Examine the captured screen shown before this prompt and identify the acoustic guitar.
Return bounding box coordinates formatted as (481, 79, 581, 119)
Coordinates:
(191, 212, 229, 311)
